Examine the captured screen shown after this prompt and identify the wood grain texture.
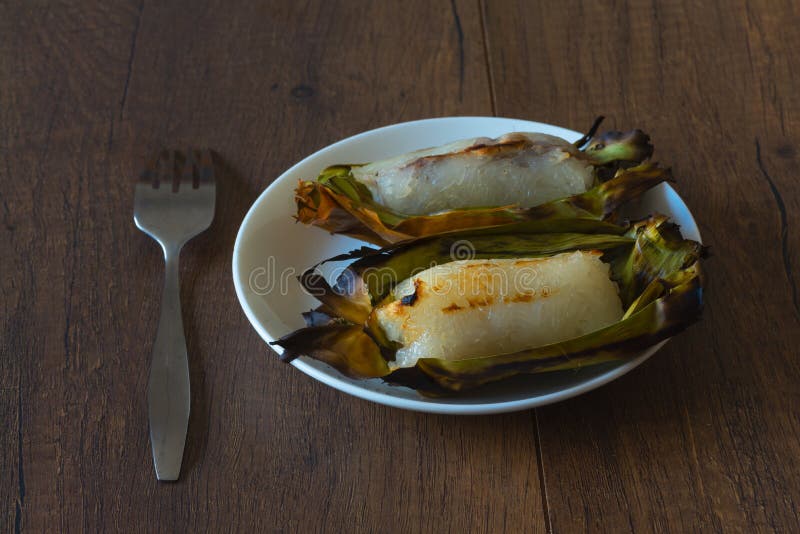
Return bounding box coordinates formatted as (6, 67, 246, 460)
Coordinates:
(0, 389, 21, 533)
(2, 0, 799, 532)
(1, 1, 546, 533)
(482, 0, 800, 531)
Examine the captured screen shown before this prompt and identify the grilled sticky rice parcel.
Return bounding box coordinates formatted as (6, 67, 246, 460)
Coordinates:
(294, 120, 664, 244)
(273, 218, 705, 394)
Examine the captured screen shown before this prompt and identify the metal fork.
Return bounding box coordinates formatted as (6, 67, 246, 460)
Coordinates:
(134, 149, 216, 481)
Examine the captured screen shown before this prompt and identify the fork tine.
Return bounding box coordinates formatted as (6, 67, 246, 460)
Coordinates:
(158, 149, 179, 193)
(196, 149, 215, 184)
(182, 149, 199, 189)
(138, 148, 213, 192)
(156, 149, 168, 189)
(139, 150, 163, 188)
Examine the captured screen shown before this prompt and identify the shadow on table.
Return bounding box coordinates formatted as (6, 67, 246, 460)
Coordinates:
(397, 340, 709, 438)
(180, 152, 261, 477)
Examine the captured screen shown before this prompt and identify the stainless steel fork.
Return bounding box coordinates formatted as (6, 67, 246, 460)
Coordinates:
(133, 149, 216, 481)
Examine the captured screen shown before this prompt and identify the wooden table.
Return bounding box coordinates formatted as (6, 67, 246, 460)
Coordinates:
(3, 1, 799, 532)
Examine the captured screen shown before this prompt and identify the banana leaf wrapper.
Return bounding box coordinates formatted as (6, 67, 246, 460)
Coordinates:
(272, 217, 706, 394)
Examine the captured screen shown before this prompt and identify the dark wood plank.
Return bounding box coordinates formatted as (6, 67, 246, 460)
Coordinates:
(2, 3, 148, 532)
(2, 1, 550, 532)
(482, 0, 800, 531)
(0, 388, 21, 533)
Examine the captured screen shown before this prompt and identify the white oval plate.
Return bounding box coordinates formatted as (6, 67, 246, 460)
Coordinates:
(232, 117, 701, 415)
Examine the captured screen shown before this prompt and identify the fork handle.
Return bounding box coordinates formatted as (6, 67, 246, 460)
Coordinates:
(148, 244, 190, 481)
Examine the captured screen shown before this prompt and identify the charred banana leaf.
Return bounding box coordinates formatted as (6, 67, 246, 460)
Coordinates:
(273, 217, 705, 394)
